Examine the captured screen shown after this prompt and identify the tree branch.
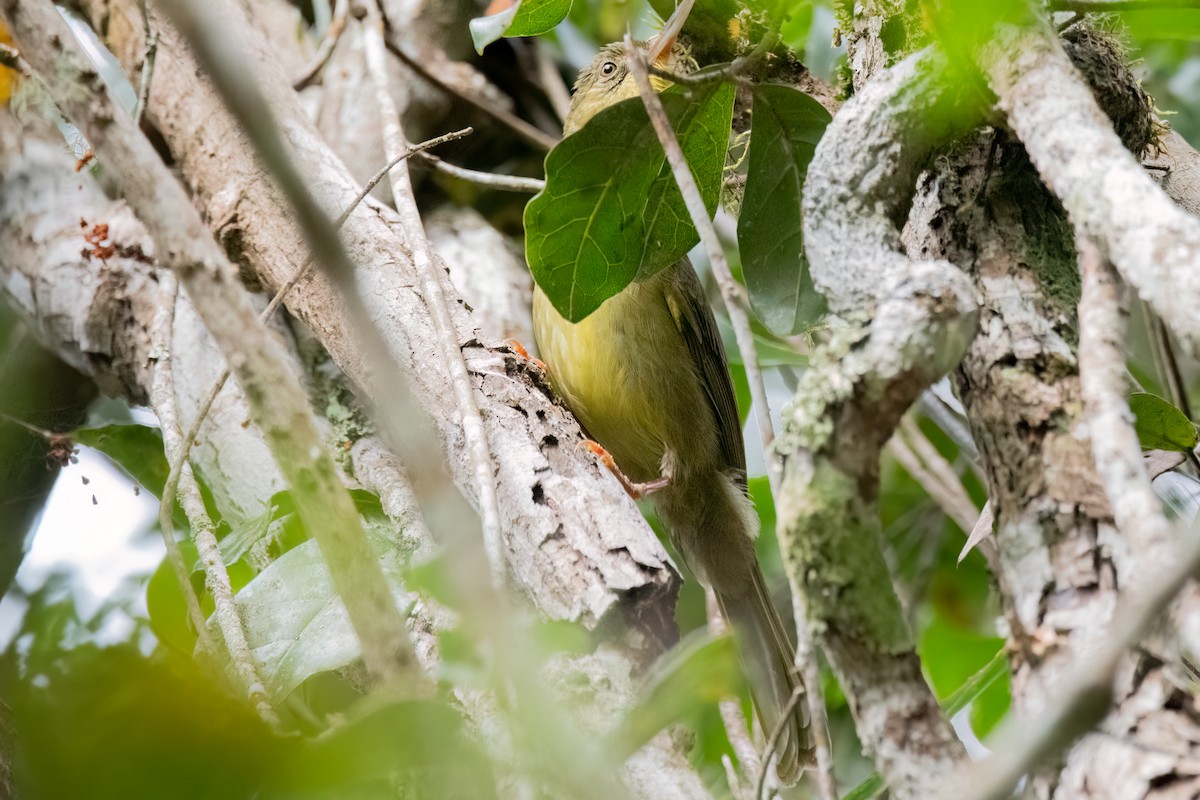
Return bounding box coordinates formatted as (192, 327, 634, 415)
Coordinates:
(1077, 238, 1178, 571)
(2, 0, 423, 685)
(362, 0, 505, 581)
(292, 0, 347, 91)
(75, 0, 680, 655)
(777, 50, 977, 799)
(149, 272, 279, 724)
(979, 14, 1200, 355)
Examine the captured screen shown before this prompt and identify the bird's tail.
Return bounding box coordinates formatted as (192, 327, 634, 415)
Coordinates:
(658, 473, 814, 785)
(715, 564, 815, 785)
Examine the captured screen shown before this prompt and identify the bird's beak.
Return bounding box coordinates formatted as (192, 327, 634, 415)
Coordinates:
(645, 0, 694, 64)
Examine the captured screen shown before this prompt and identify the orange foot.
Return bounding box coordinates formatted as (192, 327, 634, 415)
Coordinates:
(506, 338, 547, 372)
(581, 440, 670, 500)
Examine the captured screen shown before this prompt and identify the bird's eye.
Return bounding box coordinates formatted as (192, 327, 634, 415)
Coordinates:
(600, 61, 617, 77)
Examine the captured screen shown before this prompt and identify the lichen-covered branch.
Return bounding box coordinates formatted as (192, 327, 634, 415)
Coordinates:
(1, 0, 422, 685)
(774, 51, 977, 799)
(980, 14, 1200, 354)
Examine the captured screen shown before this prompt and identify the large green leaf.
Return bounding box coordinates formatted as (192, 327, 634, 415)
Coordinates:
(222, 528, 415, 701)
(526, 79, 735, 321)
(469, 0, 572, 54)
(738, 84, 830, 335)
(608, 632, 744, 759)
(1129, 392, 1198, 453)
(74, 423, 169, 497)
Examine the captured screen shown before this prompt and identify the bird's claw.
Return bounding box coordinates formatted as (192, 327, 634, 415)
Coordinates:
(581, 439, 669, 500)
(506, 338, 547, 372)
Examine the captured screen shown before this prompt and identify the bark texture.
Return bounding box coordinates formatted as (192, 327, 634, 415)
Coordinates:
(75, 0, 680, 654)
(901, 34, 1200, 796)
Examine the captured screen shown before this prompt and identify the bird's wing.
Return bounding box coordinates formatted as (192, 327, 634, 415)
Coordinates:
(665, 259, 748, 482)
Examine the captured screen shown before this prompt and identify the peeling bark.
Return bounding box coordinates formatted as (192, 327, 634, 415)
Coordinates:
(75, 0, 680, 655)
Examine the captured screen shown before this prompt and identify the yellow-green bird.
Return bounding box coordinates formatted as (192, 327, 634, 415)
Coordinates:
(531, 9, 814, 785)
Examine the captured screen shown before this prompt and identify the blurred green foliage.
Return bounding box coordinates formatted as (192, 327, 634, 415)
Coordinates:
(5, 1, 1200, 799)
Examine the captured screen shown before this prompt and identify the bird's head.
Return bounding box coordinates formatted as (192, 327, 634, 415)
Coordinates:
(563, 1, 696, 136)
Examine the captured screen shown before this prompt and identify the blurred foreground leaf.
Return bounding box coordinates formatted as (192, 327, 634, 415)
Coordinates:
(1129, 392, 1198, 453)
(609, 632, 744, 759)
(6, 644, 289, 799)
(526, 79, 735, 321)
(739, 84, 830, 335)
(266, 698, 496, 799)
(1120, 9, 1200, 40)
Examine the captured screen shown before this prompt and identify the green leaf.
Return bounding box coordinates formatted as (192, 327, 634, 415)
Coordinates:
(74, 423, 169, 497)
(739, 84, 831, 335)
(1129, 392, 1198, 453)
(526, 79, 735, 321)
(918, 615, 1010, 738)
(223, 529, 415, 701)
(1121, 10, 1200, 41)
(842, 774, 886, 800)
(469, 0, 572, 54)
(146, 539, 205, 653)
(608, 632, 744, 759)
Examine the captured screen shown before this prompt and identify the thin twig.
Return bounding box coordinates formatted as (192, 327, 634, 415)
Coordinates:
(364, 0, 505, 582)
(292, 0, 348, 91)
(384, 35, 558, 151)
(417, 151, 545, 192)
(1146, 306, 1193, 421)
(624, 34, 780, 494)
(627, 35, 835, 797)
(795, 626, 837, 800)
(0, 42, 32, 77)
(145, 283, 211, 649)
(532, 39, 571, 123)
(61, 0, 427, 685)
(1078, 238, 1178, 575)
(133, 0, 157, 124)
(160, 127, 474, 585)
(150, 272, 279, 726)
(754, 687, 804, 800)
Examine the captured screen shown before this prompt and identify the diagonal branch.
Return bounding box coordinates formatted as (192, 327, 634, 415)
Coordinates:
(979, 14, 1200, 354)
(362, 1, 504, 581)
(1, 0, 423, 685)
(77, 0, 679, 653)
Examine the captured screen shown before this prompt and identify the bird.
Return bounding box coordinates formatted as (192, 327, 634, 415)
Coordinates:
(529, 5, 815, 785)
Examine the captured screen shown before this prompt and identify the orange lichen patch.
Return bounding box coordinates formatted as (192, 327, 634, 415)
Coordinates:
(82, 222, 116, 261)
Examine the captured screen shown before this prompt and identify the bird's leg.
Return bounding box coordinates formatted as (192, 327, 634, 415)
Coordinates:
(582, 440, 670, 499)
(506, 338, 547, 372)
